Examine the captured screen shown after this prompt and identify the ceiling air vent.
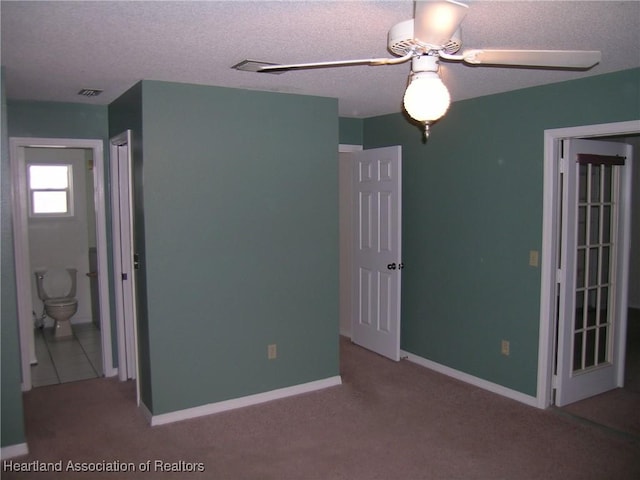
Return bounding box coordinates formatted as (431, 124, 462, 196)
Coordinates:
(78, 88, 103, 97)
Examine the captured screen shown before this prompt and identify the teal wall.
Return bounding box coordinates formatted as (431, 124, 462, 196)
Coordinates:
(113, 80, 339, 414)
(339, 117, 363, 145)
(3, 65, 635, 449)
(7, 100, 108, 140)
(1, 69, 26, 448)
(364, 68, 640, 396)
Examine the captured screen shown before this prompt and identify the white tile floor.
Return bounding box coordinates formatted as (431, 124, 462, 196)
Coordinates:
(31, 323, 102, 388)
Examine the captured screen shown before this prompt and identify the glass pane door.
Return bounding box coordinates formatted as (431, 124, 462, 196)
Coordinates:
(573, 162, 618, 374)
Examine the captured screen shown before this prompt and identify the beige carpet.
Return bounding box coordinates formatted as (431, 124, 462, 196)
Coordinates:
(4, 337, 640, 479)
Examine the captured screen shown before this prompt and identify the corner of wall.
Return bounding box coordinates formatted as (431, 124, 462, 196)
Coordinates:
(1, 65, 27, 449)
(339, 117, 364, 146)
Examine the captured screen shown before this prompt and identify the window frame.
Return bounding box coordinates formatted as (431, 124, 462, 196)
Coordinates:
(27, 163, 75, 218)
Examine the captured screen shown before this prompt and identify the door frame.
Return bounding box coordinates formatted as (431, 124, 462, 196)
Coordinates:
(537, 120, 640, 408)
(9, 137, 115, 391)
(109, 131, 140, 395)
(338, 144, 363, 338)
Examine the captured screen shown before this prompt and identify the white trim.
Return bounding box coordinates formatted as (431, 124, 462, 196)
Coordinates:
(91, 140, 117, 378)
(27, 163, 74, 218)
(139, 401, 153, 424)
(0, 443, 29, 460)
(339, 144, 363, 153)
(538, 120, 640, 409)
(9, 137, 115, 390)
(338, 145, 362, 340)
(147, 376, 343, 427)
(616, 144, 633, 386)
(401, 350, 539, 408)
(109, 131, 139, 395)
(10, 139, 33, 388)
(339, 327, 352, 338)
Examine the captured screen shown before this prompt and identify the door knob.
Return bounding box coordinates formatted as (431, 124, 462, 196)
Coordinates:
(387, 263, 397, 270)
(398, 263, 405, 270)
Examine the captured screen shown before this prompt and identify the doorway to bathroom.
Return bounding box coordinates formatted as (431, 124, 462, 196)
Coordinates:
(9, 137, 114, 391)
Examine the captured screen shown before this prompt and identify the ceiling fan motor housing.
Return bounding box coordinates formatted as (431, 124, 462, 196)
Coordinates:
(388, 19, 462, 57)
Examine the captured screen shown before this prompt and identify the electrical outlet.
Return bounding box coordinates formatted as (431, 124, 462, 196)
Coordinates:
(268, 344, 277, 360)
(529, 250, 539, 267)
(501, 340, 510, 356)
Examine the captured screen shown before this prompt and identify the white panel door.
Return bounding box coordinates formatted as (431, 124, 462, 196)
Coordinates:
(555, 138, 632, 406)
(351, 146, 402, 361)
(110, 131, 139, 392)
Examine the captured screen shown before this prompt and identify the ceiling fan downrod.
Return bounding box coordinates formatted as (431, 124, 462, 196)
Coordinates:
(423, 123, 432, 141)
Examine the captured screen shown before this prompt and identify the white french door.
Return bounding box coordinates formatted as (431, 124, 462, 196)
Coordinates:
(110, 131, 139, 396)
(350, 146, 402, 361)
(555, 138, 632, 406)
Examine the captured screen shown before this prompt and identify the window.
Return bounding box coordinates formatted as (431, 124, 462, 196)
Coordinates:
(28, 164, 74, 217)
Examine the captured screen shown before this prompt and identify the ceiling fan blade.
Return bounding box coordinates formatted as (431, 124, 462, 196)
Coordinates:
(462, 50, 601, 69)
(414, 0, 468, 48)
(258, 52, 414, 72)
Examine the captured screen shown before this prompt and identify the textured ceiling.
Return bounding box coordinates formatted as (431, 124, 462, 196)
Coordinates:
(2, 1, 639, 118)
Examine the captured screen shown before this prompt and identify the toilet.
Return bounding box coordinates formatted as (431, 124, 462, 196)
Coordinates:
(35, 267, 78, 339)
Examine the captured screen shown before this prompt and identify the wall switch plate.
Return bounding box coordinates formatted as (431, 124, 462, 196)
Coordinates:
(529, 250, 539, 267)
(501, 340, 510, 356)
(268, 344, 277, 360)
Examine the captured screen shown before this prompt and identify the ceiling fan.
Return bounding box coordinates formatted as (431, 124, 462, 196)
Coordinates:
(245, 0, 601, 139)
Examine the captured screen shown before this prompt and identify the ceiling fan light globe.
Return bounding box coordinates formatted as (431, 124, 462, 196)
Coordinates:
(403, 73, 451, 123)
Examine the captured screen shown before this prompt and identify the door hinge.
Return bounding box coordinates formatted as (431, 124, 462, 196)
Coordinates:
(121, 273, 128, 281)
(552, 374, 558, 389)
(559, 156, 568, 174)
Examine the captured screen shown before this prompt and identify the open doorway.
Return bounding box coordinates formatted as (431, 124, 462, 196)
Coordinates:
(338, 144, 403, 361)
(9, 137, 115, 391)
(555, 134, 639, 436)
(538, 121, 640, 415)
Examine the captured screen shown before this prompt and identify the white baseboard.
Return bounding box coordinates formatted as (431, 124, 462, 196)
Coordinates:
(1, 443, 29, 460)
(339, 329, 351, 338)
(401, 350, 539, 408)
(140, 400, 153, 424)
(147, 376, 343, 427)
